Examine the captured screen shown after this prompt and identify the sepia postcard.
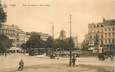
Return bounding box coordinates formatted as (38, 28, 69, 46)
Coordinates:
(0, 0, 115, 72)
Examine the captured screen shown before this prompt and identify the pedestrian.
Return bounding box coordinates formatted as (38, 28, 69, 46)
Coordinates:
(76, 56, 79, 66)
(18, 59, 24, 71)
(72, 54, 76, 66)
(110, 55, 113, 61)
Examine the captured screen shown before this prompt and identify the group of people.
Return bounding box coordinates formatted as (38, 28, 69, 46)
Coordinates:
(71, 54, 79, 66)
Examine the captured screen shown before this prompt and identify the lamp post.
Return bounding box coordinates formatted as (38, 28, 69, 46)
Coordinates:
(69, 14, 72, 66)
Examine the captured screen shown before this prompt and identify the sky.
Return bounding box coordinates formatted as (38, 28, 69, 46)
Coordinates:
(1, 0, 115, 42)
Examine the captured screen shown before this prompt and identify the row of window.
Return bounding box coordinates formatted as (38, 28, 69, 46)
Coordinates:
(88, 40, 103, 45)
(89, 32, 114, 39)
(89, 24, 103, 28)
(0, 29, 16, 34)
(88, 39, 114, 45)
(89, 30, 103, 33)
(105, 28, 114, 32)
(89, 35, 103, 39)
(0, 32, 17, 36)
(89, 28, 114, 33)
(104, 39, 114, 44)
(105, 33, 114, 38)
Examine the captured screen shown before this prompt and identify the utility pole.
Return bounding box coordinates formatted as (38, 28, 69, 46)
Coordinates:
(69, 14, 72, 66)
(51, 23, 54, 58)
(52, 23, 54, 41)
(52, 23, 54, 54)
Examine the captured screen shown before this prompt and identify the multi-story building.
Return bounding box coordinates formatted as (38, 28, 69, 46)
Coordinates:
(40, 33, 49, 41)
(0, 24, 19, 46)
(103, 19, 115, 52)
(25, 32, 30, 43)
(17, 29, 27, 47)
(0, 24, 30, 47)
(88, 18, 115, 53)
(82, 34, 89, 49)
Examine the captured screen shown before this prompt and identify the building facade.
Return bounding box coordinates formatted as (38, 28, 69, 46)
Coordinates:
(0, 24, 29, 47)
(88, 19, 115, 53)
(40, 33, 49, 41)
(17, 29, 28, 47)
(0, 24, 18, 46)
